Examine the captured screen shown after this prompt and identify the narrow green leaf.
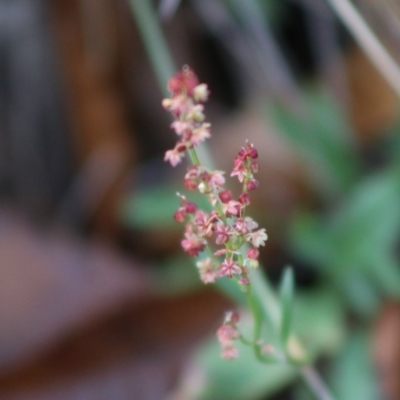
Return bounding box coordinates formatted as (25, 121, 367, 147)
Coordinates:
(279, 267, 295, 346)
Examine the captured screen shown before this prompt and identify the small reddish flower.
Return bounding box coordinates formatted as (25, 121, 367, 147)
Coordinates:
(216, 324, 239, 345)
(184, 166, 200, 190)
(185, 201, 197, 213)
(194, 210, 214, 237)
(215, 222, 231, 244)
(196, 258, 218, 284)
(222, 200, 242, 217)
(238, 192, 250, 206)
(247, 247, 259, 260)
(238, 276, 250, 285)
(231, 159, 247, 183)
(174, 207, 186, 222)
(246, 228, 268, 247)
(164, 148, 185, 167)
(247, 178, 259, 191)
(233, 218, 250, 234)
(208, 170, 226, 190)
(167, 68, 199, 96)
(219, 189, 232, 203)
(221, 345, 239, 360)
(220, 258, 242, 278)
(171, 120, 192, 135)
(181, 229, 206, 256)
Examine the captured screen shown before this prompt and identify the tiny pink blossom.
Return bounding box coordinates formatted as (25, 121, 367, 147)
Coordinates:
(164, 148, 185, 167)
(224, 311, 240, 324)
(214, 248, 227, 257)
(167, 68, 199, 96)
(208, 170, 226, 190)
(219, 189, 232, 203)
(181, 230, 206, 256)
(222, 200, 241, 216)
(190, 123, 211, 145)
(194, 210, 215, 237)
(185, 201, 197, 213)
(250, 161, 259, 173)
(220, 258, 242, 278)
(231, 160, 247, 182)
(165, 94, 189, 116)
(196, 258, 218, 284)
(247, 178, 259, 191)
(215, 222, 230, 244)
(239, 276, 250, 285)
(171, 120, 192, 135)
(247, 247, 259, 260)
(246, 228, 268, 247)
(238, 192, 251, 206)
(244, 216, 258, 231)
(193, 83, 209, 102)
(233, 218, 249, 234)
(174, 207, 186, 222)
(184, 166, 200, 190)
(187, 104, 205, 122)
(247, 143, 258, 159)
(216, 324, 239, 345)
(221, 345, 239, 360)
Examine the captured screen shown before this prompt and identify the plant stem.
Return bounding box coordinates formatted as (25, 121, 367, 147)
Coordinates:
(301, 365, 336, 400)
(325, 0, 400, 98)
(127, 0, 175, 94)
(129, 2, 336, 399)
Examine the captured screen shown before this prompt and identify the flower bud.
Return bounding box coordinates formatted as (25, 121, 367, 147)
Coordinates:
(193, 84, 209, 102)
(238, 192, 250, 206)
(219, 190, 232, 203)
(247, 247, 259, 260)
(247, 179, 259, 191)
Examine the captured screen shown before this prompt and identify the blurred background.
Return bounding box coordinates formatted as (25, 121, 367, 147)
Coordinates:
(0, 0, 400, 399)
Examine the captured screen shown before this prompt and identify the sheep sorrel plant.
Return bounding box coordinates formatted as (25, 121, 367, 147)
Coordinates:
(162, 66, 280, 360)
(161, 66, 336, 400)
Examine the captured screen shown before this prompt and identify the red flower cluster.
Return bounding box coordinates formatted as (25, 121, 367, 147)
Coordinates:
(163, 67, 268, 360)
(163, 67, 267, 287)
(216, 312, 240, 360)
(162, 67, 210, 167)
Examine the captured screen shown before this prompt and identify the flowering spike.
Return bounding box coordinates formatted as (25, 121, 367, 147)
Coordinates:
(163, 67, 269, 363)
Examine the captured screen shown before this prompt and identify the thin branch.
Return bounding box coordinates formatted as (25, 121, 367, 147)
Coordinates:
(127, 0, 175, 93)
(301, 365, 336, 400)
(158, 0, 182, 22)
(325, 0, 400, 98)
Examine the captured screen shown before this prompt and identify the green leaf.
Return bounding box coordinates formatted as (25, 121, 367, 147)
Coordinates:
(292, 288, 345, 357)
(270, 88, 359, 197)
(330, 332, 379, 400)
(121, 184, 210, 229)
(152, 255, 202, 295)
(187, 289, 344, 400)
(195, 331, 298, 400)
(290, 165, 400, 310)
(279, 267, 295, 346)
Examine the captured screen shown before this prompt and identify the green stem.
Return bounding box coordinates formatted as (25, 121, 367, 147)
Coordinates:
(188, 147, 201, 166)
(127, 0, 175, 94)
(244, 287, 264, 361)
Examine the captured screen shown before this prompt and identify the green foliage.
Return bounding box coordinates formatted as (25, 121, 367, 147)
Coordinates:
(330, 332, 379, 400)
(290, 165, 400, 315)
(193, 289, 345, 400)
(279, 267, 295, 346)
(270, 89, 360, 197)
(121, 184, 210, 229)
